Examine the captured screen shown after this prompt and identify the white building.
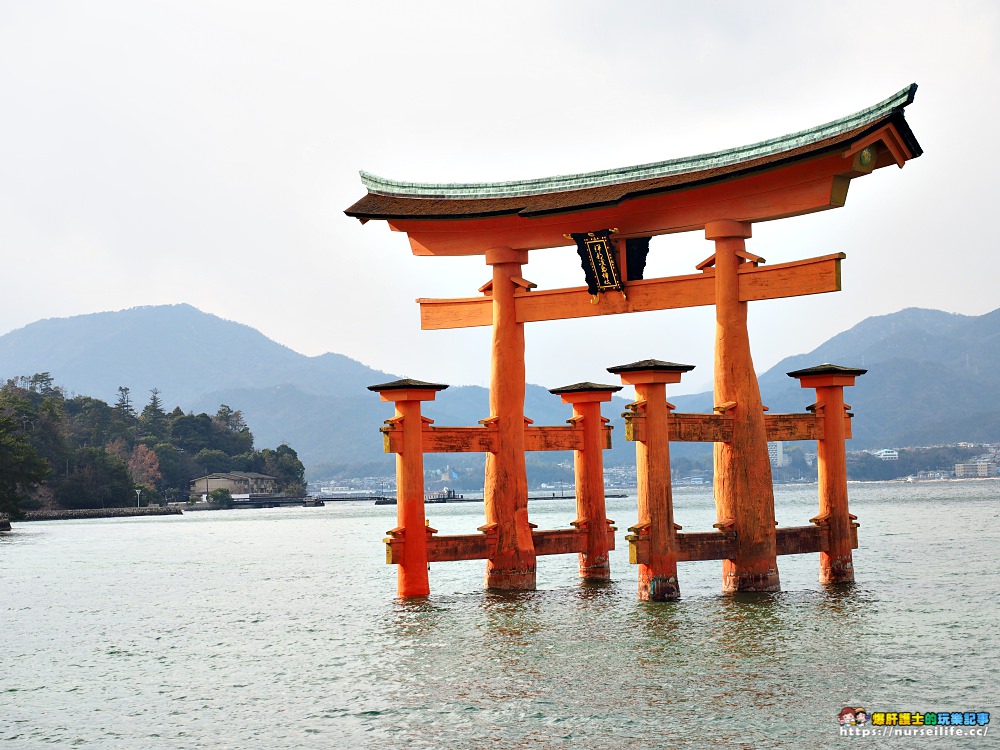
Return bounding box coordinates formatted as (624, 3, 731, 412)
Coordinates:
(767, 441, 786, 467)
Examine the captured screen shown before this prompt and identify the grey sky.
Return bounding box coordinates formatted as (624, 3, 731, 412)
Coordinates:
(2, 2, 997, 396)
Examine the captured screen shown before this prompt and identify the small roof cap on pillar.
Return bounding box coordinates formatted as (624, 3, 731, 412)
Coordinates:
(607, 359, 696, 374)
(787, 363, 867, 379)
(367, 378, 450, 392)
(549, 381, 623, 395)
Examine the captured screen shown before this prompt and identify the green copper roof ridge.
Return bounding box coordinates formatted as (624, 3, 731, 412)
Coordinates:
(360, 84, 916, 200)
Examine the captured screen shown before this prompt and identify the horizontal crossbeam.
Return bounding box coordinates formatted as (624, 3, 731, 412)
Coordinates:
(628, 524, 839, 564)
(381, 423, 610, 454)
(624, 410, 852, 443)
(418, 253, 845, 330)
(384, 526, 615, 564)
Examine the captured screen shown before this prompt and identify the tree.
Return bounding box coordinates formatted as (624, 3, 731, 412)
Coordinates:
(34, 397, 69, 472)
(63, 396, 115, 448)
(847, 452, 899, 481)
(193, 448, 232, 474)
(231, 450, 264, 474)
(139, 388, 168, 443)
(127, 444, 162, 488)
(212, 404, 253, 455)
(0, 414, 49, 518)
(169, 412, 214, 453)
(54, 447, 131, 509)
(0, 378, 68, 477)
(0, 373, 308, 513)
(105, 437, 130, 464)
(208, 487, 234, 508)
(27, 372, 61, 398)
(261, 443, 306, 496)
(114, 386, 135, 420)
(111, 386, 137, 445)
(152, 443, 189, 501)
(214, 404, 247, 432)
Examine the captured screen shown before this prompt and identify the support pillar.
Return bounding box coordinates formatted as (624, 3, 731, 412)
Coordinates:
(789, 364, 866, 584)
(609, 360, 694, 601)
(705, 220, 780, 592)
(549, 382, 622, 581)
(368, 378, 448, 598)
(483, 247, 536, 590)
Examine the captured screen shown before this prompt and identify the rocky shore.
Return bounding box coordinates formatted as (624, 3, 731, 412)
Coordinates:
(3, 507, 183, 525)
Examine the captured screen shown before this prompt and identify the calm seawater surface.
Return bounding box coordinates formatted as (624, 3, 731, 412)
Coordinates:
(2, 482, 998, 749)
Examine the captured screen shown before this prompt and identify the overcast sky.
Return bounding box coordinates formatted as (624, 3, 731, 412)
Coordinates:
(2, 2, 997, 396)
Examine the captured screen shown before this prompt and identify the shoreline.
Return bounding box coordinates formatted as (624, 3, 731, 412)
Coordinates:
(10, 507, 184, 523)
(4, 477, 996, 530)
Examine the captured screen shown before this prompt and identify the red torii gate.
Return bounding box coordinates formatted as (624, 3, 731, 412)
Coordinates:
(348, 85, 922, 599)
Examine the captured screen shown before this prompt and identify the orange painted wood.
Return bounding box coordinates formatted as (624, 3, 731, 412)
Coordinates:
(426, 532, 498, 563)
(482, 251, 536, 589)
(392, 399, 430, 597)
(514, 272, 715, 324)
(569, 400, 612, 580)
(764, 413, 824, 441)
(813, 383, 856, 584)
(775, 525, 829, 556)
(670, 413, 734, 442)
(421, 427, 498, 453)
(383, 423, 603, 454)
(417, 254, 844, 330)
(845, 125, 907, 168)
(531, 528, 588, 556)
(627, 411, 730, 443)
(395, 151, 860, 256)
(738, 253, 844, 302)
(675, 531, 738, 562)
(631, 526, 829, 562)
(627, 410, 848, 444)
(639, 410, 854, 443)
(633, 382, 681, 599)
(623, 410, 643, 442)
(524, 425, 586, 452)
(764, 412, 853, 440)
(395, 528, 616, 562)
(710, 223, 780, 592)
(539, 527, 615, 557)
(418, 295, 492, 329)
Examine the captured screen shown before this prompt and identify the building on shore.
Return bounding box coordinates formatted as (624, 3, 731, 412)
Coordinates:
(189, 472, 277, 499)
(954, 461, 998, 478)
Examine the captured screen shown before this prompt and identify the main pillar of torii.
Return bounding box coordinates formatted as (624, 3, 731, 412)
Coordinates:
(706, 220, 780, 591)
(345, 85, 922, 592)
(482, 246, 536, 588)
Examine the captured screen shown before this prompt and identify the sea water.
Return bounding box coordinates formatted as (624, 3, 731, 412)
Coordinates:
(2, 482, 998, 749)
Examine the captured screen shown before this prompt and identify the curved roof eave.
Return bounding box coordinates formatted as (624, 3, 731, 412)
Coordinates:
(356, 84, 918, 203)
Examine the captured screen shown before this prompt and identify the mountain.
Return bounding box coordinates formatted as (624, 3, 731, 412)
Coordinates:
(0, 304, 388, 406)
(672, 307, 1000, 447)
(0, 304, 626, 471)
(2, 304, 999, 474)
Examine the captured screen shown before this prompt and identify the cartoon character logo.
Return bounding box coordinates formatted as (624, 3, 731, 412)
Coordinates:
(839, 707, 857, 726)
(855, 708, 868, 725)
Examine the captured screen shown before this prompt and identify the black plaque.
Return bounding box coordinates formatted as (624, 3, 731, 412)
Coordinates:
(570, 230, 623, 296)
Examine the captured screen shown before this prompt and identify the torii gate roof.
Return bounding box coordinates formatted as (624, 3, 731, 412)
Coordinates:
(345, 85, 921, 256)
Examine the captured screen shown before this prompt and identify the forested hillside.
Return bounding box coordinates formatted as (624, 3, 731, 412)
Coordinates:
(0, 373, 305, 517)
